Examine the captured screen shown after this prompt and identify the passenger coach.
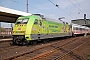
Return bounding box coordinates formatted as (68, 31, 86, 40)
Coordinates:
(72, 24, 90, 35)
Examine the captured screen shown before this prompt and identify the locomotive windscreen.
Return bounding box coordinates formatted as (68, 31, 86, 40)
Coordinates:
(16, 18, 29, 24)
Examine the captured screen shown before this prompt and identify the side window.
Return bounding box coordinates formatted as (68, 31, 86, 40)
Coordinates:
(39, 20, 42, 26)
(34, 19, 38, 24)
(80, 28, 82, 30)
(73, 27, 76, 30)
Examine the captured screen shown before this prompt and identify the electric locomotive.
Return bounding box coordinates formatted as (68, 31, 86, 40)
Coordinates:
(12, 14, 72, 45)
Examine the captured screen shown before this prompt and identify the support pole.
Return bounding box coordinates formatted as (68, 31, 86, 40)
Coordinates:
(26, 0, 28, 13)
(84, 14, 86, 25)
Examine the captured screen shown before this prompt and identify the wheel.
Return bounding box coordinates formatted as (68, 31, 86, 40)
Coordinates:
(12, 38, 18, 45)
(21, 40, 29, 46)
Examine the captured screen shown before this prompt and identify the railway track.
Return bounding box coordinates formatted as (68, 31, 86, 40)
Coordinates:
(30, 36, 89, 60)
(0, 38, 18, 52)
(53, 39, 88, 60)
(1, 36, 87, 60)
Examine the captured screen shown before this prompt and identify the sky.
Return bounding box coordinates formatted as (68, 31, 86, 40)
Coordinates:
(0, 0, 90, 27)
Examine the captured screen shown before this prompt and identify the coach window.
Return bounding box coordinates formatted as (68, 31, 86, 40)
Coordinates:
(82, 28, 85, 30)
(80, 28, 82, 30)
(34, 19, 38, 24)
(73, 27, 76, 30)
(76, 27, 78, 30)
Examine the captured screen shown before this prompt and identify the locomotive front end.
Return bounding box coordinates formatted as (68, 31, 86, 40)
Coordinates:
(12, 17, 29, 45)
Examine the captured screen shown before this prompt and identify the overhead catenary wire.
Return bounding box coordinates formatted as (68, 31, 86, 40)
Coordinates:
(58, 1, 72, 13)
(10, 0, 66, 21)
(10, 0, 74, 22)
(68, 0, 84, 14)
(26, 0, 28, 13)
(34, 0, 65, 19)
(48, 0, 57, 7)
(74, 0, 86, 13)
(11, 0, 34, 8)
(10, 0, 43, 13)
(48, 0, 74, 19)
(10, 0, 54, 15)
(57, 0, 76, 18)
(32, 0, 58, 16)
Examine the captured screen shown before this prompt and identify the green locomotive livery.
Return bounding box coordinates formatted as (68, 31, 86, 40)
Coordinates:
(12, 14, 72, 45)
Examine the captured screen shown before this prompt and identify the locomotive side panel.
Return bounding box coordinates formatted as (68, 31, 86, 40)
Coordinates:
(30, 17, 49, 40)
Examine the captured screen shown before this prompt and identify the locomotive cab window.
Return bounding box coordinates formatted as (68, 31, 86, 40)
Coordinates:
(16, 18, 28, 24)
(16, 20, 22, 24)
(22, 19, 28, 24)
(34, 19, 38, 24)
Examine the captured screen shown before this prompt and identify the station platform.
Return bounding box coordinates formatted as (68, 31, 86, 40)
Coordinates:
(0, 38, 12, 42)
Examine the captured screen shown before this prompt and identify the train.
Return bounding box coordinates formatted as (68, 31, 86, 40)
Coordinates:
(12, 14, 90, 45)
(72, 24, 90, 35)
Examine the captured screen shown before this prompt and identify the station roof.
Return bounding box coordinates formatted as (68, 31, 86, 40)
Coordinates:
(0, 6, 31, 23)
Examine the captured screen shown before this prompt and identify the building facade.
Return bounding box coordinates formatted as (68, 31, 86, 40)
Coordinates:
(1, 28, 12, 35)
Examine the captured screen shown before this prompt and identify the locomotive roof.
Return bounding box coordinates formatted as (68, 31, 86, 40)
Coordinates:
(33, 14, 66, 24)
